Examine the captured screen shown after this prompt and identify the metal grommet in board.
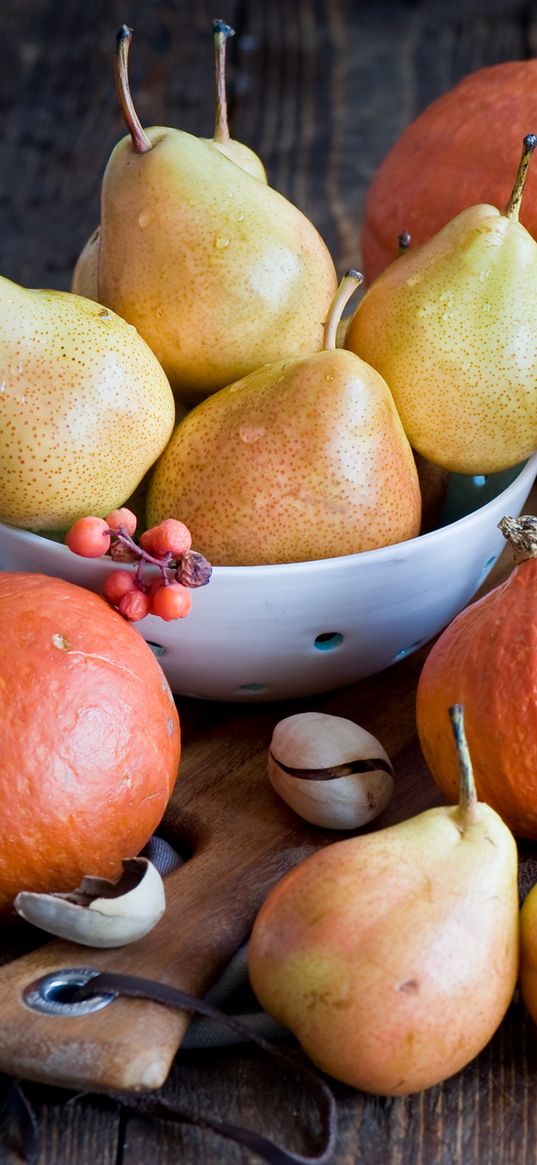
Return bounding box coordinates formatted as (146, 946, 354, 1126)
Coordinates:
(22, 967, 115, 1016)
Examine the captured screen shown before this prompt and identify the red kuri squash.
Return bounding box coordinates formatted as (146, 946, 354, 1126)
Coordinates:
(0, 573, 180, 909)
(416, 516, 537, 838)
(361, 61, 537, 285)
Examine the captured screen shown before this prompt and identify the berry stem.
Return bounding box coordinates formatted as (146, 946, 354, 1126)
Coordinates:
(115, 26, 153, 154)
(113, 526, 169, 571)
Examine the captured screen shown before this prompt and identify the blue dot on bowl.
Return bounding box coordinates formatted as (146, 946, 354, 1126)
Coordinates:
(147, 641, 166, 657)
(314, 632, 343, 651)
(393, 640, 424, 663)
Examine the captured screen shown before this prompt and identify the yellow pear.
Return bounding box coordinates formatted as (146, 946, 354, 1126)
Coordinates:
(249, 706, 519, 1096)
(519, 883, 537, 1028)
(71, 22, 266, 302)
(207, 19, 267, 181)
(146, 272, 421, 565)
(345, 134, 537, 473)
(0, 277, 175, 531)
(93, 28, 336, 403)
(71, 225, 100, 300)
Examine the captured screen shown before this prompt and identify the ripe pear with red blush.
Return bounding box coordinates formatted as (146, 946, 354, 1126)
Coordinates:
(146, 271, 421, 565)
(249, 706, 519, 1096)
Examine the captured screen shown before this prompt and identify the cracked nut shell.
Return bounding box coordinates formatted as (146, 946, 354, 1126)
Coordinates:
(14, 857, 166, 947)
(268, 711, 394, 829)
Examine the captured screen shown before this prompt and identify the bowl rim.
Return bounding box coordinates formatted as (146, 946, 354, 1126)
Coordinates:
(1, 453, 536, 578)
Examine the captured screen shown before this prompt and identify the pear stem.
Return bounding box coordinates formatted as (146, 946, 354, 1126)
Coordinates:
(213, 19, 235, 145)
(504, 133, 537, 221)
(323, 270, 364, 351)
(449, 704, 481, 830)
(115, 26, 153, 154)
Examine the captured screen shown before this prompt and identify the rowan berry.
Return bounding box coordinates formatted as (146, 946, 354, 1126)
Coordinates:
(105, 507, 137, 536)
(66, 516, 111, 558)
(144, 520, 192, 559)
(103, 570, 139, 606)
(149, 582, 192, 621)
(118, 590, 150, 622)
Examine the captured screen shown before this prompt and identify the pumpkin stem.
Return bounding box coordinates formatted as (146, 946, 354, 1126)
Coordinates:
(448, 704, 481, 829)
(499, 514, 537, 564)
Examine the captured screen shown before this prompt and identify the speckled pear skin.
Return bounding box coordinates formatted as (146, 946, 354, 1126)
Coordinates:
(97, 128, 338, 403)
(0, 277, 176, 532)
(71, 143, 267, 303)
(345, 204, 537, 474)
(146, 348, 422, 566)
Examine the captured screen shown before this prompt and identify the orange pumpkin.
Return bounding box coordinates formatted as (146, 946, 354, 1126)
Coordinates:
(0, 573, 180, 909)
(361, 60, 537, 285)
(416, 516, 537, 838)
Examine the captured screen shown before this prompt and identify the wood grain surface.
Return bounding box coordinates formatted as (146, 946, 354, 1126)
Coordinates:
(1, 0, 537, 1161)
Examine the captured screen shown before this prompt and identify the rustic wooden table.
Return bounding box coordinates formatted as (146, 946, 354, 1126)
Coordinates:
(2, 1, 537, 1161)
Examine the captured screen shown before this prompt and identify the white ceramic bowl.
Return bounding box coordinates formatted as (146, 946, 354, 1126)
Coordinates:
(0, 455, 535, 702)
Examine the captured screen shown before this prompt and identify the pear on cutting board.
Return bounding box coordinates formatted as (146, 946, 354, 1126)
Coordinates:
(91, 27, 336, 403)
(248, 705, 519, 1096)
(146, 271, 421, 565)
(0, 276, 175, 532)
(345, 134, 537, 474)
(72, 21, 266, 301)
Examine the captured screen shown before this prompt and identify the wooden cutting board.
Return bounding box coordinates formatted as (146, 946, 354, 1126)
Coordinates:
(0, 643, 440, 1096)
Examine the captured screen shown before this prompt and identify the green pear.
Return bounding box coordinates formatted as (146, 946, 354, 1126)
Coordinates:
(146, 271, 421, 565)
(249, 706, 519, 1096)
(207, 19, 267, 182)
(345, 134, 537, 474)
(93, 27, 336, 403)
(71, 22, 267, 303)
(0, 277, 175, 531)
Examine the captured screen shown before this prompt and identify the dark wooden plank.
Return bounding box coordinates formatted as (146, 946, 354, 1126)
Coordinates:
(2, 0, 534, 291)
(0, 1075, 122, 1165)
(416, 0, 535, 108)
(0, 0, 244, 288)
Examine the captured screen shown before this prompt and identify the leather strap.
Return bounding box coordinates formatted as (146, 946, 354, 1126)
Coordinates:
(72, 970, 338, 1165)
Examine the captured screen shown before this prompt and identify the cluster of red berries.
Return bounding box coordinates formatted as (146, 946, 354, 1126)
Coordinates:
(66, 507, 212, 622)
